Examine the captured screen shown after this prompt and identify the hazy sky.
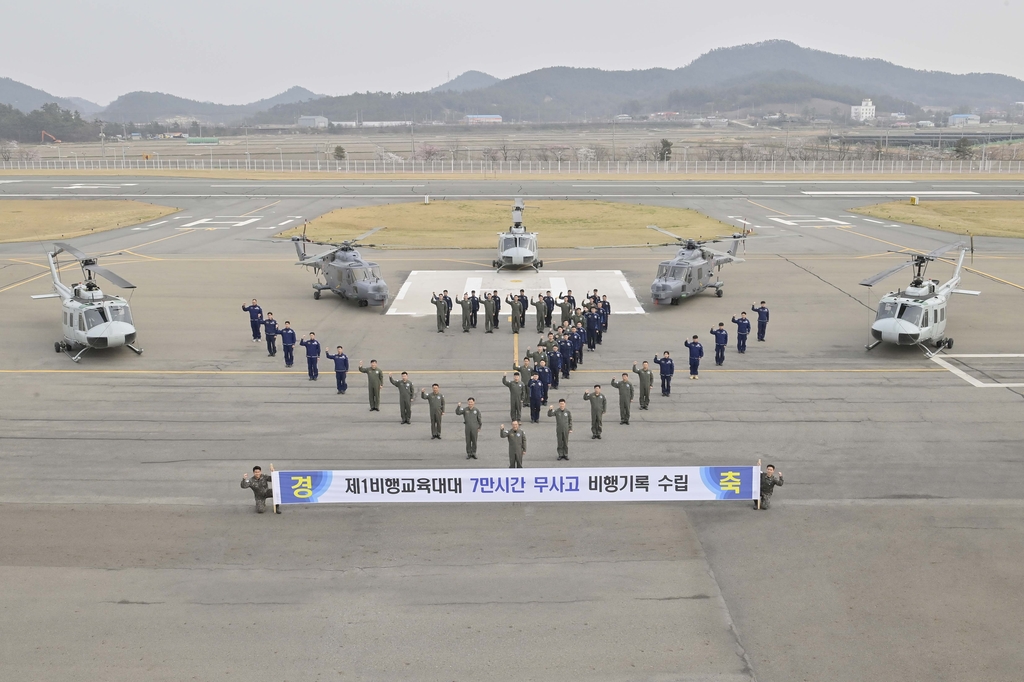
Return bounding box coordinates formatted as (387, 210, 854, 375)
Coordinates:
(5, 0, 1023, 104)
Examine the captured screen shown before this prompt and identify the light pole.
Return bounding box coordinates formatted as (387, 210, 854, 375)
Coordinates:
(276, 147, 283, 168)
(99, 132, 106, 159)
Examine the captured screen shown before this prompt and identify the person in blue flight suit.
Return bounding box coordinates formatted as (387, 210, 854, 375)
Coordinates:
(573, 322, 586, 364)
(710, 323, 729, 366)
(517, 289, 529, 327)
(653, 351, 675, 396)
(442, 290, 453, 328)
(261, 312, 279, 357)
(546, 348, 562, 389)
(325, 345, 349, 394)
(536, 360, 553, 405)
(527, 372, 545, 423)
(600, 295, 612, 332)
(241, 299, 263, 342)
(491, 289, 501, 330)
(299, 332, 321, 381)
(585, 308, 600, 350)
(469, 290, 480, 328)
(594, 304, 605, 344)
(279, 321, 297, 367)
(559, 335, 574, 379)
(752, 301, 770, 341)
(731, 311, 751, 354)
(543, 290, 555, 328)
(684, 335, 704, 379)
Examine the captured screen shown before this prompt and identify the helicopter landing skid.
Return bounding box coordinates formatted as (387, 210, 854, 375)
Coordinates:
(67, 346, 89, 363)
(864, 340, 882, 351)
(127, 343, 144, 355)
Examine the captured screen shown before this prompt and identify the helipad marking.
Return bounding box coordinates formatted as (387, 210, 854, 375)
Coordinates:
(929, 354, 1024, 388)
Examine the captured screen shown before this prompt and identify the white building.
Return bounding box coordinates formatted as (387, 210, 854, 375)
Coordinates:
(850, 99, 876, 122)
(463, 114, 502, 125)
(297, 115, 328, 129)
(948, 114, 980, 127)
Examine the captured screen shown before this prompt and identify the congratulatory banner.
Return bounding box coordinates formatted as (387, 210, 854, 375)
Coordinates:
(272, 466, 758, 505)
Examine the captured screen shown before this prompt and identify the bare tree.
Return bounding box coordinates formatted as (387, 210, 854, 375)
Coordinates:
(549, 145, 570, 163)
(535, 147, 551, 162)
(510, 146, 529, 163)
(446, 138, 462, 162)
(592, 144, 610, 162)
(498, 141, 512, 162)
(0, 140, 11, 162)
(417, 144, 443, 161)
(480, 146, 500, 163)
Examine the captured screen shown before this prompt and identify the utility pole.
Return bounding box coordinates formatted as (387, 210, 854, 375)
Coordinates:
(410, 121, 416, 158)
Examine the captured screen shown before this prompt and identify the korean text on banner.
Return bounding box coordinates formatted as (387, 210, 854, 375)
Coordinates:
(272, 466, 758, 505)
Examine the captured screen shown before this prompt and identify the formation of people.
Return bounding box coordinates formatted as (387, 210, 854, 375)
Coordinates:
(239, 295, 774, 467)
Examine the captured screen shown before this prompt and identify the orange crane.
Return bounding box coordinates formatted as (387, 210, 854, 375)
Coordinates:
(41, 131, 61, 144)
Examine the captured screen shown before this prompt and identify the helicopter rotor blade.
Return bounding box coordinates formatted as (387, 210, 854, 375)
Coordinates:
(54, 242, 89, 261)
(354, 226, 387, 242)
(647, 225, 684, 241)
(859, 261, 912, 287)
(925, 241, 966, 260)
(575, 243, 662, 250)
(83, 264, 136, 289)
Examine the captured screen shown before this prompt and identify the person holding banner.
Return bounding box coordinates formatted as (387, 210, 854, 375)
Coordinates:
(757, 459, 784, 510)
(583, 385, 607, 439)
(547, 399, 573, 460)
(421, 384, 446, 439)
(389, 372, 416, 424)
(502, 372, 526, 422)
(455, 398, 483, 459)
(240, 464, 279, 514)
(500, 421, 527, 468)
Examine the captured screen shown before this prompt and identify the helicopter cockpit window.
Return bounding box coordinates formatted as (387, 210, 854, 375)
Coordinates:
(875, 302, 897, 320)
(369, 266, 382, 280)
(683, 268, 693, 283)
(657, 264, 670, 278)
(898, 304, 922, 326)
(502, 237, 516, 251)
(109, 306, 133, 325)
(83, 309, 108, 329)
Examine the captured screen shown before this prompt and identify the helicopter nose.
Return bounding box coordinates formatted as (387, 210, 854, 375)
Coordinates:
(86, 321, 136, 348)
(871, 318, 921, 345)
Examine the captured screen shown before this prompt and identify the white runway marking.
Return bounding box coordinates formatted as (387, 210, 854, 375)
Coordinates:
(147, 221, 168, 227)
(764, 180, 914, 185)
(131, 227, 148, 231)
(0, 180, 21, 184)
(52, 183, 138, 189)
(387, 270, 645, 317)
(861, 218, 885, 224)
(930, 354, 1024, 388)
(769, 217, 850, 226)
(180, 217, 260, 228)
(802, 191, 978, 196)
(277, 219, 296, 226)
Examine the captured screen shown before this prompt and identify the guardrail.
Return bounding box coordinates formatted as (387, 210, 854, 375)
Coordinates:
(2, 158, 1023, 174)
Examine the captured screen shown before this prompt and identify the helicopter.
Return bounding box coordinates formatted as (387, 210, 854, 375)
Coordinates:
(647, 226, 747, 304)
(292, 225, 389, 307)
(860, 241, 978, 354)
(493, 198, 543, 271)
(31, 242, 143, 362)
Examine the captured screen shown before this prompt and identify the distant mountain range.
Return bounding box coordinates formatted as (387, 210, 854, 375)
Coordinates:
(0, 79, 323, 124)
(3, 41, 1023, 126)
(430, 71, 500, 93)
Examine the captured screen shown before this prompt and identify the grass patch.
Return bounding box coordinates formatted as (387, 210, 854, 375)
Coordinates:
(849, 201, 1024, 239)
(0, 200, 177, 243)
(281, 200, 733, 248)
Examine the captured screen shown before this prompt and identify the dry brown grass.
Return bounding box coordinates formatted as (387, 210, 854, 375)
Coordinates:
(849, 201, 1024, 240)
(280, 200, 733, 248)
(0, 200, 177, 243)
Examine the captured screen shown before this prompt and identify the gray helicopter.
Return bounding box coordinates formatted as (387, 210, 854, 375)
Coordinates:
(32, 242, 143, 362)
(292, 226, 389, 307)
(493, 198, 543, 271)
(648, 226, 746, 305)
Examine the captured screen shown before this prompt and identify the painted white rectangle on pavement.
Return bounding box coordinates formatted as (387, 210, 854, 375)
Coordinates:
(272, 466, 759, 505)
(386, 270, 645, 316)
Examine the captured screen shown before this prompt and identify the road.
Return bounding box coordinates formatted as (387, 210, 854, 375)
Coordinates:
(2, 176, 1023, 681)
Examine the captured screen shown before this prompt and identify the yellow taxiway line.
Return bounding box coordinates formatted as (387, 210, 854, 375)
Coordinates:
(0, 368, 947, 375)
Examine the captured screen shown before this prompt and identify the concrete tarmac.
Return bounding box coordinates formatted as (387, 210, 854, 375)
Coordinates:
(2, 177, 1023, 681)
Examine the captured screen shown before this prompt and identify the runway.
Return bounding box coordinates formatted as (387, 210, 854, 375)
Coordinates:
(2, 176, 1024, 681)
